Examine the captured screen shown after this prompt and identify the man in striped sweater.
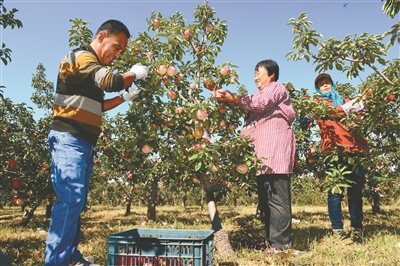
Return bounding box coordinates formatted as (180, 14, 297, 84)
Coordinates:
(44, 19, 149, 266)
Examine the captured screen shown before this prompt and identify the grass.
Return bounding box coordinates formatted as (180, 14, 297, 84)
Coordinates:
(1, 203, 400, 265)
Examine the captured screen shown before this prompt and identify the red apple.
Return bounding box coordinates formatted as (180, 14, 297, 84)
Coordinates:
(103, 145, 109, 151)
(218, 106, 226, 113)
(236, 164, 249, 174)
(12, 180, 23, 189)
(229, 124, 237, 131)
(153, 19, 160, 30)
(206, 25, 213, 32)
(127, 173, 133, 179)
(42, 162, 49, 169)
(167, 66, 177, 76)
(310, 147, 316, 154)
(142, 144, 152, 154)
(177, 73, 184, 80)
(193, 143, 201, 150)
(175, 107, 184, 114)
(157, 65, 167, 75)
(223, 181, 229, 187)
(183, 29, 191, 39)
(168, 91, 177, 100)
(386, 93, 396, 102)
(219, 120, 227, 127)
(192, 128, 204, 139)
(220, 67, 230, 76)
(94, 160, 100, 166)
(162, 75, 169, 84)
(8, 160, 18, 167)
(196, 109, 207, 120)
(122, 151, 128, 157)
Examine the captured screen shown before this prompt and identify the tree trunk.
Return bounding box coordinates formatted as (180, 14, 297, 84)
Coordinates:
(200, 172, 236, 258)
(21, 182, 53, 226)
(147, 178, 158, 221)
(200, 186, 204, 211)
(182, 190, 187, 209)
(125, 185, 134, 216)
(45, 193, 53, 219)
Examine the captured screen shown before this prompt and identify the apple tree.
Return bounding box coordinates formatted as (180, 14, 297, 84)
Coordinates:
(105, 1, 262, 255)
(0, 0, 23, 65)
(286, 10, 399, 206)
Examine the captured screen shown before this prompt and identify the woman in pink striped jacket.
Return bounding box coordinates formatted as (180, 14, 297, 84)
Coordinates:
(209, 59, 296, 255)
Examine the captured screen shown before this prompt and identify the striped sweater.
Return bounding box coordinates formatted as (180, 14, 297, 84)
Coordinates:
(50, 43, 124, 145)
(238, 82, 296, 175)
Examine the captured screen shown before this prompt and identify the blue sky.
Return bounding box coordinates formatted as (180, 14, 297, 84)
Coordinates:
(1, 0, 398, 120)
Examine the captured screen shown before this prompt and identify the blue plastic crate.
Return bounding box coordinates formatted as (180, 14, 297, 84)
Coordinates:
(107, 228, 214, 266)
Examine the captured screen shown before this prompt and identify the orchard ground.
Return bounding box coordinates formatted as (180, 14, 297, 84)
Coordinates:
(1, 197, 400, 265)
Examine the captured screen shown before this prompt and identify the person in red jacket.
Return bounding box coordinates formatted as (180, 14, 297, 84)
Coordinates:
(314, 73, 367, 243)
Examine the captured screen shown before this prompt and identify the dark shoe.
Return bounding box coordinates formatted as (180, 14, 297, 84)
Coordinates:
(332, 229, 352, 245)
(350, 227, 365, 244)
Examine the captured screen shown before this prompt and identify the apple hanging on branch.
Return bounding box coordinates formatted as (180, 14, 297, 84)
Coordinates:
(236, 164, 249, 174)
(196, 109, 207, 120)
(142, 144, 152, 154)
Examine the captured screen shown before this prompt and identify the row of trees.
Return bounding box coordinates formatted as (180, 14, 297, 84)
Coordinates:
(1, 1, 399, 253)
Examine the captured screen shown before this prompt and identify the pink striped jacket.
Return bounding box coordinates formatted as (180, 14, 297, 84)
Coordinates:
(238, 82, 296, 175)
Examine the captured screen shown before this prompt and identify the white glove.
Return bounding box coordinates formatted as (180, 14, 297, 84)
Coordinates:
(121, 87, 145, 102)
(129, 63, 149, 80)
(341, 98, 365, 114)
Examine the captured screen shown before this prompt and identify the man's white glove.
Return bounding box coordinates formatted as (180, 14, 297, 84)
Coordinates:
(341, 97, 365, 114)
(121, 87, 145, 102)
(129, 63, 149, 80)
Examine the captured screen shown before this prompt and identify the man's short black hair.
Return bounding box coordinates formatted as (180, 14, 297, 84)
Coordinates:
(96, 19, 130, 39)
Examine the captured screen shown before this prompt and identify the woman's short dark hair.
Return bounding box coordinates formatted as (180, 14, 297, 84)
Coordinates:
(96, 19, 130, 39)
(255, 60, 279, 81)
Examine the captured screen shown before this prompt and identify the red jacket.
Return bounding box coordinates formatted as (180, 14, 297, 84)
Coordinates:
(317, 98, 368, 154)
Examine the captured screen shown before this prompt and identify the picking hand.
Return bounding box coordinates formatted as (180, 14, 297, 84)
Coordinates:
(341, 97, 364, 114)
(121, 87, 146, 102)
(130, 63, 149, 80)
